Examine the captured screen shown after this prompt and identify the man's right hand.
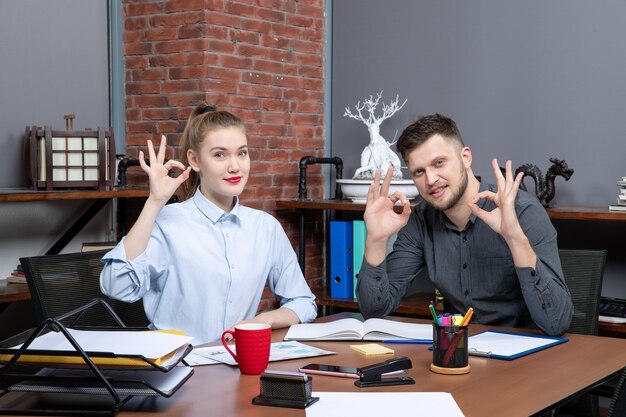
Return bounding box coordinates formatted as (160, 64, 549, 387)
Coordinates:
(363, 166, 412, 266)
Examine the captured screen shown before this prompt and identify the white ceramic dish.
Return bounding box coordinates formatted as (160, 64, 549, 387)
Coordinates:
(336, 179, 419, 204)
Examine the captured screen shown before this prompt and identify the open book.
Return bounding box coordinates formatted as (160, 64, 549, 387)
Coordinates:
(284, 318, 432, 342)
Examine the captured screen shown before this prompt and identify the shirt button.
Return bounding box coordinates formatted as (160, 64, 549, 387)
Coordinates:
(530, 270, 537, 276)
(464, 290, 469, 296)
(228, 300, 233, 304)
(462, 236, 467, 242)
(225, 233, 230, 238)
(462, 263, 467, 269)
(231, 264, 235, 269)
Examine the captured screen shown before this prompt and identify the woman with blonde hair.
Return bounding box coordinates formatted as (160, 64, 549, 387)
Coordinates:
(100, 104, 316, 344)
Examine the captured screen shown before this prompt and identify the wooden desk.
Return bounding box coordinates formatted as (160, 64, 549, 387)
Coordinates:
(111, 313, 626, 417)
(0, 282, 30, 303)
(315, 289, 625, 338)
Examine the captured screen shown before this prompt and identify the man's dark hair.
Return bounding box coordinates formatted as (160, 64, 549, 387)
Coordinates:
(396, 113, 464, 160)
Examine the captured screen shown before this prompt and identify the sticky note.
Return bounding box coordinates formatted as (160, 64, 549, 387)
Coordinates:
(350, 343, 395, 356)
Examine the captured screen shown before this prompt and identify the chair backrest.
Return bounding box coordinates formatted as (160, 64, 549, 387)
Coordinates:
(20, 249, 149, 328)
(558, 249, 607, 335)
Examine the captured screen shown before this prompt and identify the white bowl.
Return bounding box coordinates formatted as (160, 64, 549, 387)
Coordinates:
(336, 179, 419, 204)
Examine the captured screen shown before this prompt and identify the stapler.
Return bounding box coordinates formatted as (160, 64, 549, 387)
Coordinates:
(354, 356, 415, 387)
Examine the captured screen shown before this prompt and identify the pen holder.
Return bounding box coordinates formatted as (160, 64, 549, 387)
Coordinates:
(430, 323, 470, 375)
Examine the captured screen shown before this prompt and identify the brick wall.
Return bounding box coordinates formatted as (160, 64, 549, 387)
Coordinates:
(122, 0, 327, 310)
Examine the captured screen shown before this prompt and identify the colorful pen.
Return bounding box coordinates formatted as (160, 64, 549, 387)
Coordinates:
(462, 307, 474, 325)
(429, 303, 440, 325)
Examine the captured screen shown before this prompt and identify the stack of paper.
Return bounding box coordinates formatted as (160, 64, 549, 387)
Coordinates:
(2, 329, 193, 367)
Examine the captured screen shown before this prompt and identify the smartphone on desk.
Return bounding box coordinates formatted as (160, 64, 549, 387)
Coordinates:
(298, 363, 359, 379)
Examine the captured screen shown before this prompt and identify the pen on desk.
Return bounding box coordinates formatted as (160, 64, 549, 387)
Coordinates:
(382, 339, 432, 344)
(429, 303, 440, 325)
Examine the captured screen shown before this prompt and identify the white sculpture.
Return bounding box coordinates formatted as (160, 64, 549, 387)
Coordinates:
(344, 91, 407, 180)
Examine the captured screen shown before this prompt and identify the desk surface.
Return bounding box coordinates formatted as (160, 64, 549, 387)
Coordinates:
(113, 313, 626, 417)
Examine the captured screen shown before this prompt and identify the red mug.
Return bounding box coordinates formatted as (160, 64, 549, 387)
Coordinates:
(221, 323, 272, 375)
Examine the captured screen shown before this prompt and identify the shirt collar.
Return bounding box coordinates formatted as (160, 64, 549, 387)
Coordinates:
(191, 187, 241, 223)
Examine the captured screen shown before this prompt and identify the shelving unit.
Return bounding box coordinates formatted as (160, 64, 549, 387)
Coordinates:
(275, 199, 626, 337)
(0, 187, 149, 255)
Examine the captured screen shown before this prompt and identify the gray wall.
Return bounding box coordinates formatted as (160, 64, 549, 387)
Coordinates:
(0, 0, 113, 279)
(332, 0, 626, 207)
(0, 0, 110, 188)
(331, 1, 626, 298)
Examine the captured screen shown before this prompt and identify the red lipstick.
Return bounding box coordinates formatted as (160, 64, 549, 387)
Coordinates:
(225, 176, 242, 184)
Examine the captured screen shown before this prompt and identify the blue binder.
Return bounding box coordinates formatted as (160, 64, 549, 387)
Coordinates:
(352, 220, 367, 299)
(329, 221, 353, 299)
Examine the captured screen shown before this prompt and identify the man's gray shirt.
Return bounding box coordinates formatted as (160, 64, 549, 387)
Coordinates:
(356, 182, 574, 336)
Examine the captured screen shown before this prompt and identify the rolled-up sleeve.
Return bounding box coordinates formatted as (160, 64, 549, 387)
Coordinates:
(516, 204, 574, 336)
(267, 221, 317, 324)
(357, 215, 424, 319)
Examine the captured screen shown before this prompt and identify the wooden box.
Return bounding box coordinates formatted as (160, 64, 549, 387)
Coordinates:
(24, 126, 116, 190)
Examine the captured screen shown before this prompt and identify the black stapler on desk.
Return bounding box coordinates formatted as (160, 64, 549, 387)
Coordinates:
(355, 356, 415, 388)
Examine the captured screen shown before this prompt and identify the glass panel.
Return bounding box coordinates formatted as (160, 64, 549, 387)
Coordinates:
(68, 153, 83, 166)
(52, 168, 66, 181)
(84, 153, 98, 166)
(67, 137, 83, 151)
(67, 168, 83, 181)
(52, 137, 67, 150)
(84, 167, 98, 181)
(84, 137, 98, 150)
(52, 153, 66, 166)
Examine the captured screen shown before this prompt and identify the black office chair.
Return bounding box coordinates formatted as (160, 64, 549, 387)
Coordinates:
(608, 367, 626, 417)
(556, 249, 607, 417)
(19, 249, 149, 328)
(559, 249, 607, 335)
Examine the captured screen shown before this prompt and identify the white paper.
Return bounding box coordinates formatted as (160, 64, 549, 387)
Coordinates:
(186, 341, 335, 366)
(13, 329, 192, 360)
(306, 392, 465, 417)
(468, 331, 561, 357)
(599, 315, 626, 324)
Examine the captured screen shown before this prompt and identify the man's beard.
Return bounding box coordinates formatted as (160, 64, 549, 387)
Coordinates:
(429, 168, 468, 211)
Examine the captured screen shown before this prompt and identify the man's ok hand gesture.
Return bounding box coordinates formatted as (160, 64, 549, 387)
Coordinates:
(363, 166, 412, 266)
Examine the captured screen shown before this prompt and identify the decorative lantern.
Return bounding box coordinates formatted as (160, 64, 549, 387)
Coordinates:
(23, 116, 116, 190)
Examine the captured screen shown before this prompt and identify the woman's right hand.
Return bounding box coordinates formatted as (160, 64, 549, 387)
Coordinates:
(140, 135, 191, 205)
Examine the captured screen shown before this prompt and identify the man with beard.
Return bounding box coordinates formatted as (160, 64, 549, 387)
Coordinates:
(356, 114, 573, 336)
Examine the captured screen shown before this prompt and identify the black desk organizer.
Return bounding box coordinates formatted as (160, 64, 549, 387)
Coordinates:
(0, 299, 194, 416)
